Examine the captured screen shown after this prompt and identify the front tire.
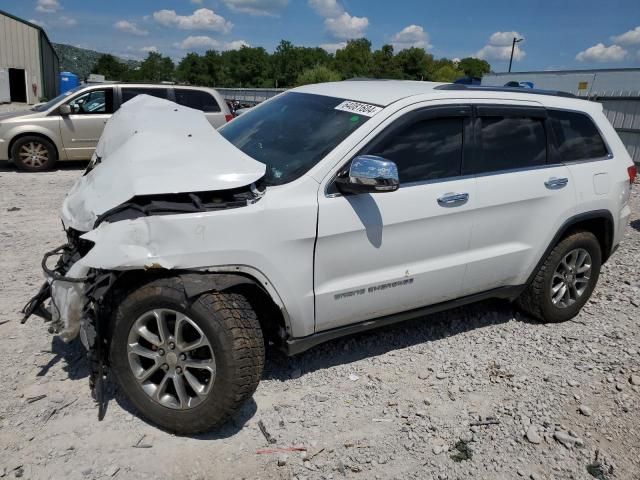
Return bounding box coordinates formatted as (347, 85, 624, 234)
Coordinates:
(110, 278, 264, 434)
(517, 231, 602, 323)
(11, 135, 58, 171)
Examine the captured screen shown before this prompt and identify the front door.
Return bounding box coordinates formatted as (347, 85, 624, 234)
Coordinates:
(314, 105, 476, 332)
(59, 88, 114, 159)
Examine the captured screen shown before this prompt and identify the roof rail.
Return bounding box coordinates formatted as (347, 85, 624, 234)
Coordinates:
(435, 83, 577, 98)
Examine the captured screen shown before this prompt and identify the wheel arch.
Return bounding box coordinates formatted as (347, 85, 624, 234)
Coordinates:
(526, 209, 614, 287)
(106, 268, 291, 345)
(9, 131, 61, 162)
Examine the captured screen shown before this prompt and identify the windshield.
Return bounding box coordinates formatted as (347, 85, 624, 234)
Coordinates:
(31, 85, 85, 112)
(219, 92, 373, 186)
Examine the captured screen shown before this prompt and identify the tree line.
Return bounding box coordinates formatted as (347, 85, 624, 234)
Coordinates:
(92, 39, 491, 88)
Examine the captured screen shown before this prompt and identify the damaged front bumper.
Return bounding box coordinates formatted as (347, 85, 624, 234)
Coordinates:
(22, 232, 115, 347)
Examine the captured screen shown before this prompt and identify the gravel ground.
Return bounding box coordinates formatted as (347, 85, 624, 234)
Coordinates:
(0, 163, 639, 480)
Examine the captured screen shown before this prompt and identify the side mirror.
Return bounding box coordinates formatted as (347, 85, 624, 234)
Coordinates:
(59, 104, 72, 115)
(335, 155, 399, 194)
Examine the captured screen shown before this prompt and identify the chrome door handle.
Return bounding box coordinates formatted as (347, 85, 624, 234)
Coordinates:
(545, 177, 569, 189)
(437, 192, 469, 207)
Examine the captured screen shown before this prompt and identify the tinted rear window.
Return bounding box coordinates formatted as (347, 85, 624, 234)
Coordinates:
(464, 116, 546, 174)
(175, 89, 221, 112)
(121, 88, 170, 104)
(549, 110, 608, 161)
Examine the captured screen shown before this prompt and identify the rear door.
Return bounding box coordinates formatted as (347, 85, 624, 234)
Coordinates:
(314, 105, 477, 331)
(175, 89, 227, 127)
(460, 104, 577, 295)
(59, 87, 115, 160)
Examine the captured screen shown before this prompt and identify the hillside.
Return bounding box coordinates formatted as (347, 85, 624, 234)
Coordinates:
(53, 43, 139, 80)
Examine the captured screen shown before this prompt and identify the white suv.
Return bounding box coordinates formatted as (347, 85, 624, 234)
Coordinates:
(23, 82, 636, 434)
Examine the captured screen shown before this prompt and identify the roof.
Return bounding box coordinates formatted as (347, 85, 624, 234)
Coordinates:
(292, 79, 594, 108)
(293, 80, 447, 106)
(0, 8, 58, 61)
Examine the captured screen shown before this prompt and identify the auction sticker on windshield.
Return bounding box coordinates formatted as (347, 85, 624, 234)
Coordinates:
(335, 100, 382, 117)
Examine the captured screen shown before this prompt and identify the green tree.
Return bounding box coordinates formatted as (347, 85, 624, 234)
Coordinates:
(372, 44, 403, 79)
(91, 54, 129, 81)
(272, 40, 334, 87)
(431, 64, 464, 82)
(135, 52, 175, 83)
(334, 39, 373, 79)
(176, 52, 209, 85)
(222, 46, 271, 87)
(394, 47, 433, 80)
(296, 65, 342, 85)
(457, 57, 491, 78)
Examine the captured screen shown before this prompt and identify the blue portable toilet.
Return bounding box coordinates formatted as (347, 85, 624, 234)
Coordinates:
(58, 71, 79, 94)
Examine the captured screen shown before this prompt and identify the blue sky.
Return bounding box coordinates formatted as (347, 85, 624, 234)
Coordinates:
(5, 0, 640, 71)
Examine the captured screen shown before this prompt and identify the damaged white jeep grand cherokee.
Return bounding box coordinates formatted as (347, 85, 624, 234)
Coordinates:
(23, 81, 636, 434)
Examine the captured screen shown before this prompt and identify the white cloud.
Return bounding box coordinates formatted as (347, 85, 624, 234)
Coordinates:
(487, 31, 523, 47)
(308, 0, 368, 40)
(309, 0, 343, 17)
(140, 46, 158, 53)
(319, 41, 347, 53)
(36, 0, 60, 13)
(191, 0, 203, 3)
(57, 15, 76, 27)
(175, 35, 248, 51)
(153, 8, 233, 34)
(475, 31, 526, 61)
(324, 12, 368, 39)
(114, 20, 149, 36)
(611, 26, 640, 45)
(391, 24, 430, 50)
(576, 43, 627, 62)
(221, 0, 288, 16)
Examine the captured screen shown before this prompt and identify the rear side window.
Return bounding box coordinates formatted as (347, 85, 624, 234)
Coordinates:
(465, 116, 546, 174)
(121, 88, 170, 104)
(549, 110, 608, 161)
(366, 117, 464, 183)
(175, 89, 221, 112)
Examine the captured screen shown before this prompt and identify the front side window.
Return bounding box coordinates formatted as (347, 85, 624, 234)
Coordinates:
(68, 89, 114, 114)
(365, 117, 464, 184)
(549, 110, 608, 161)
(121, 87, 170, 104)
(464, 115, 547, 174)
(219, 92, 372, 186)
(175, 89, 220, 112)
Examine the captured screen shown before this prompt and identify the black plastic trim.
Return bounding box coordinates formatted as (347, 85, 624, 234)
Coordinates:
(435, 84, 577, 98)
(285, 285, 524, 355)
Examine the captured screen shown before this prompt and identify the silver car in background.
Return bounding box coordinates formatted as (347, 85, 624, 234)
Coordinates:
(0, 83, 233, 171)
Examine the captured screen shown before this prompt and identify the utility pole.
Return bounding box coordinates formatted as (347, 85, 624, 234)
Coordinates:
(509, 37, 524, 72)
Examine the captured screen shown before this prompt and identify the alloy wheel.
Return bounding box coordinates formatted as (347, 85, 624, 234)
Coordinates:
(18, 142, 49, 168)
(550, 248, 592, 308)
(127, 309, 216, 410)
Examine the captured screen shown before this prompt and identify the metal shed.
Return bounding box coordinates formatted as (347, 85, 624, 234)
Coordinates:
(0, 9, 60, 104)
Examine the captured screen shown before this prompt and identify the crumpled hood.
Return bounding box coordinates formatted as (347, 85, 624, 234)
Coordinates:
(61, 95, 266, 232)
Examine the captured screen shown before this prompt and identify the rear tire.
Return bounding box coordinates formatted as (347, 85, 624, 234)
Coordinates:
(109, 277, 264, 434)
(11, 135, 58, 172)
(517, 231, 601, 323)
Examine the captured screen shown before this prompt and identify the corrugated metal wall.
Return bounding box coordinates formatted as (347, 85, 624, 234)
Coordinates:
(39, 30, 59, 100)
(599, 96, 640, 164)
(0, 13, 41, 104)
(216, 87, 285, 105)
